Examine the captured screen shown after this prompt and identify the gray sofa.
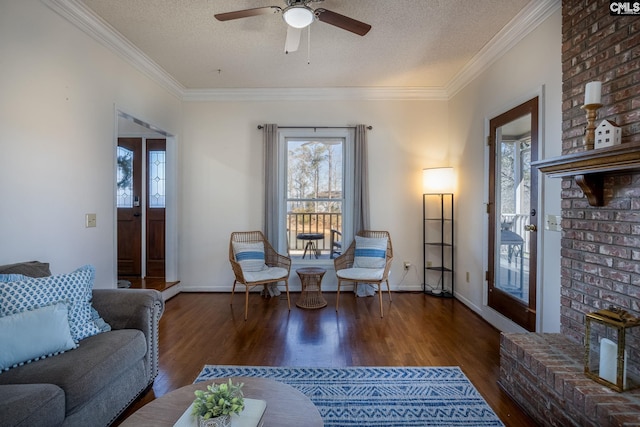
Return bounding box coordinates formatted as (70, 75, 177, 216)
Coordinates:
(0, 263, 164, 427)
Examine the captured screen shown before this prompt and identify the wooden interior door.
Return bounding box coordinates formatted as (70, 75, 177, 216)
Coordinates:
(117, 138, 142, 277)
(146, 139, 166, 278)
(487, 97, 539, 331)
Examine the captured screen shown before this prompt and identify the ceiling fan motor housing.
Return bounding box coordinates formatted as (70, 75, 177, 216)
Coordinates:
(282, 5, 316, 28)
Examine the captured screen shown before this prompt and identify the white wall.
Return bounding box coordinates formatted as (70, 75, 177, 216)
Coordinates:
(179, 100, 448, 292)
(0, 0, 182, 287)
(448, 9, 563, 332)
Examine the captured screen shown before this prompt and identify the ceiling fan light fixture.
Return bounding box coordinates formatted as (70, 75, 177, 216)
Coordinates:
(282, 5, 315, 29)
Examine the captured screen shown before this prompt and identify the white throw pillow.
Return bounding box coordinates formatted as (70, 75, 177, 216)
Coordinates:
(232, 241, 267, 272)
(0, 302, 77, 372)
(353, 236, 388, 269)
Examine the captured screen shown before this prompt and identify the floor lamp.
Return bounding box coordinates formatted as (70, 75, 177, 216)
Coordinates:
(423, 167, 455, 297)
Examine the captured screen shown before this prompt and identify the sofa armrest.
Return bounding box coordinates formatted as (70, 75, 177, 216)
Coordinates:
(92, 289, 164, 382)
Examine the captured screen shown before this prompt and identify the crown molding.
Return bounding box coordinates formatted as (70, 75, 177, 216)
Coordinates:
(445, 0, 561, 98)
(41, 0, 185, 99)
(41, 0, 560, 102)
(183, 87, 448, 102)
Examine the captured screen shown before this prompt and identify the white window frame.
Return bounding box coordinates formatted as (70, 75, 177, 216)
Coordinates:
(277, 128, 355, 266)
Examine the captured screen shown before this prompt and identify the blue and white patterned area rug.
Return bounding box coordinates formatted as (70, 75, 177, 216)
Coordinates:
(195, 366, 504, 427)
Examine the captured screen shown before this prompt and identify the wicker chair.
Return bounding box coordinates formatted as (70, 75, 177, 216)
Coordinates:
(229, 231, 291, 320)
(334, 230, 393, 317)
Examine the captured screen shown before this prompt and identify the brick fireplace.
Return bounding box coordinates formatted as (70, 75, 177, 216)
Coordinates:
(499, 1, 640, 425)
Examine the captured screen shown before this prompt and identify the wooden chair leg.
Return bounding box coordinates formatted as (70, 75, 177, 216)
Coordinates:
(244, 287, 249, 321)
(230, 281, 237, 305)
(284, 280, 291, 310)
(378, 284, 384, 318)
(335, 280, 341, 312)
(386, 280, 392, 301)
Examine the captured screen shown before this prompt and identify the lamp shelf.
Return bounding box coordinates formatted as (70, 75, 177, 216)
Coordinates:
(426, 266, 452, 272)
(423, 193, 454, 298)
(532, 141, 640, 206)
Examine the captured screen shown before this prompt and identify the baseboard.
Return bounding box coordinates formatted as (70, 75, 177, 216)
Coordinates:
(162, 283, 181, 300)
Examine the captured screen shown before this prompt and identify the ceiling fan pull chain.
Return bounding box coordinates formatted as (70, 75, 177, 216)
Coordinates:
(307, 25, 311, 64)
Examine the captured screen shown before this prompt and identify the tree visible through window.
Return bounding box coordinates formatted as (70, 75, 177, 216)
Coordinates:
(500, 138, 531, 230)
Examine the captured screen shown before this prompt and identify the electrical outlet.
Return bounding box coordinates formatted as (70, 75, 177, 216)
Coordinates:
(403, 261, 411, 270)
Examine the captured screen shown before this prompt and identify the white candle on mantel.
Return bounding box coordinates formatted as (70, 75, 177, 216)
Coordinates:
(584, 81, 602, 105)
(599, 337, 627, 388)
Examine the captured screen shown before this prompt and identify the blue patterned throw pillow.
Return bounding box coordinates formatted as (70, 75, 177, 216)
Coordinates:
(0, 265, 100, 342)
(232, 242, 267, 272)
(353, 236, 388, 268)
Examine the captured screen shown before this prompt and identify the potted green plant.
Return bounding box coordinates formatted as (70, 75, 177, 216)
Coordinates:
(191, 379, 245, 427)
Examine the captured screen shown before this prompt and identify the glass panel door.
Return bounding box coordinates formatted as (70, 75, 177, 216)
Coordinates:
(117, 138, 142, 277)
(488, 97, 538, 331)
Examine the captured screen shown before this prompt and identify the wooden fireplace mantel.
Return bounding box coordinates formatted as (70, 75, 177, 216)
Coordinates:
(531, 141, 640, 206)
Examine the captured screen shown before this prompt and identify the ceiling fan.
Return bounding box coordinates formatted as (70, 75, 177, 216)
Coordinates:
(214, 0, 371, 53)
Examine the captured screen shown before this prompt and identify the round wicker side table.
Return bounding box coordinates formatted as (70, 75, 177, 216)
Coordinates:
(295, 267, 327, 309)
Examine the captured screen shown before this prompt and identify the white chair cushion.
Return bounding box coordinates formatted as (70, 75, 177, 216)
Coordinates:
(243, 266, 289, 283)
(337, 267, 385, 281)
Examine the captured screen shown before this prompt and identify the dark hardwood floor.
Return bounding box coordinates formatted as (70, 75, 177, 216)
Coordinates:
(114, 291, 537, 426)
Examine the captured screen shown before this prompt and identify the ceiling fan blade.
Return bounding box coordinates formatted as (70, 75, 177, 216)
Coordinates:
(214, 6, 281, 22)
(315, 8, 371, 36)
(284, 26, 302, 54)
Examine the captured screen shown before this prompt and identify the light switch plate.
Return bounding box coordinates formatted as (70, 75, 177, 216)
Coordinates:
(85, 213, 97, 228)
(545, 214, 561, 232)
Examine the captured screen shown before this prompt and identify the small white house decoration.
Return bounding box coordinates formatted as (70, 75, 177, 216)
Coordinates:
(595, 120, 621, 149)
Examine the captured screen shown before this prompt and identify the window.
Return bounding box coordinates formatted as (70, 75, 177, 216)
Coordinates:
(148, 150, 166, 208)
(500, 137, 531, 221)
(277, 128, 354, 263)
(116, 146, 133, 208)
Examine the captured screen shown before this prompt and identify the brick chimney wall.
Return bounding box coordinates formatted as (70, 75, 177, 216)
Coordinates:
(560, 0, 640, 347)
(498, 4, 640, 424)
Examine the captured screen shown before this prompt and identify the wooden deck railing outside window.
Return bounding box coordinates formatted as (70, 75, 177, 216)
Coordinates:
(287, 212, 342, 255)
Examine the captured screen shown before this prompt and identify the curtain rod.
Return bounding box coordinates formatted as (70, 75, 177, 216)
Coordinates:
(257, 125, 373, 130)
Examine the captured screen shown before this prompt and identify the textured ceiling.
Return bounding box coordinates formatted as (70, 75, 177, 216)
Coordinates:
(80, 0, 530, 90)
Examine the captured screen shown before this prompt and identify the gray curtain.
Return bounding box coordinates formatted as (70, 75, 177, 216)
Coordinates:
(354, 124, 370, 233)
(263, 124, 282, 296)
(263, 124, 279, 248)
(354, 124, 373, 296)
